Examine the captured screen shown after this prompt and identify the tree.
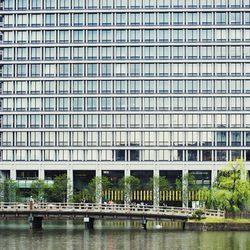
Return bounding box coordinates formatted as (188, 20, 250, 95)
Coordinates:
(175, 173, 199, 207)
(30, 180, 49, 202)
(118, 176, 140, 204)
(83, 176, 112, 203)
(146, 176, 170, 207)
(206, 159, 250, 211)
(0, 179, 19, 202)
(146, 176, 170, 191)
(47, 174, 70, 203)
(175, 173, 199, 191)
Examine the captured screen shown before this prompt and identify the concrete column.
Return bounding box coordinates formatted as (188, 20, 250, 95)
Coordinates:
(67, 169, 73, 202)
(211, 169, 218, 187)
(124, 168, 130, 205)
(10, 169, 16, 180)
(84, 217, 95, 230)
(96, 169, 102, 204)
(153, 169, 160, 208)
(182, 169, 188, 208)
(141, 218, 147, 230)
(38, 169, 45, 180)
(29, 216, 43, 229)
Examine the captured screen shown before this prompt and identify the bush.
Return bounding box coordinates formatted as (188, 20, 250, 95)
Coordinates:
(192, 209, 205, 220)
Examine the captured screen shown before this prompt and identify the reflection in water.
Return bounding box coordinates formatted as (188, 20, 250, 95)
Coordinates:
(0, 220, 249, 250)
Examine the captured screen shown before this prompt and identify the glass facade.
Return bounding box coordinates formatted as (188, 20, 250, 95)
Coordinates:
(0, 0, 250, 166)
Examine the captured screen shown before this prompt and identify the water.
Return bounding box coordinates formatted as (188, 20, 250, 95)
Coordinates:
(0, 220, 249, 250)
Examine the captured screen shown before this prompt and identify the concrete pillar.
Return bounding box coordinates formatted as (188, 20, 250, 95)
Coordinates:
(67, 169, 73, 202)
(182, 169, 188, 208)
(96, 169, 102, 204)
(10, 169, 16, 180)
(84, 217, 95, 230)
(29, 216, 43, 229)
(153, 169, 160, 208)
(38, 169, 45, 180)
(141, 218, 147, 230)
(211, 169, 218, 187)
(124, 168, 130, 205)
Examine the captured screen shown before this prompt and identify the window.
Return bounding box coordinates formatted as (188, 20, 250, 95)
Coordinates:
(87, 64, 97, 76)
(230, 12, 241, 25)
(73, 14, 84, 26)
(116, 30, 127, 42)
(216, 12, 227, 25)
(73, 64, 84, 76)
(45, 31, 56, 43)
(87, 0, 98, 9)
(59, 14, 70, 26)
(115, 47, 128, 59)
(45, 0, 56, 9)
(73, 47, 84, 60)
(17, 0, 28, 9)
(159, 13, 170, 25)
(144, 13, 155, 25)
(30, 64, 41, 77)
(101, 81, 112, 93)
(102, 64, 112, 76)
(4, 0, 14, 9)
(115, 80, 126, 93)
(87, 47, 97, 59)
(72, 0, 84, 9)
(102, 13, 112, 25)
(31, 0, 41, 9)
(130, 13, 141, 26)
(59, 0, 70, 9)
(101, 30, 112, 42)
(72, 98, 83, 111)
(88, 30, 98, 42)
(59, 31, 70, 43)
(17, 48, 27, 60)
(101, 97, 112, 110)
(115, 97, 126, 110)
(88, 13, 98, 26)
(31, 14, 42, 26)
(44, 47, 55, 60)
(45, 14, 55, 26)
(31, 47, 41, 60)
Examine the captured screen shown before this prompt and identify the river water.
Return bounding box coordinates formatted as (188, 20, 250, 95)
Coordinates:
(0, 220, 249, 250)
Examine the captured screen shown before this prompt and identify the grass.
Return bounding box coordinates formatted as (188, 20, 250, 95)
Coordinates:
(188, 218, 250, 223)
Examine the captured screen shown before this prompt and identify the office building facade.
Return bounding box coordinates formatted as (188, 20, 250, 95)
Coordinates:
(0, 0, 250, 189)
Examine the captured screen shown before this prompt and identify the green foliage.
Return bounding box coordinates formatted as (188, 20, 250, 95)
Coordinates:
(118, 176, 140, 191)
(0, 179, 19, 202)
(175, 173, 199, 191)
(30, 180, 49, 201)
(192, 209, 205, 220)
(206, 160, 250, 212)
(83, 176, 112, 202)
(146, 176, 170, 191)
(72, 190, 85, 203)
(47, 174, 70, 202)
(206, 189, 232, 211)
(118, 176, 140, 203)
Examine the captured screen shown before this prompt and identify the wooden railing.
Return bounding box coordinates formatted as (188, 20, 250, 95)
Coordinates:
(0, 202, 225, 219)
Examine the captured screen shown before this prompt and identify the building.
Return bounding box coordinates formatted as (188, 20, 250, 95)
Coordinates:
(0, 0, 250, 196)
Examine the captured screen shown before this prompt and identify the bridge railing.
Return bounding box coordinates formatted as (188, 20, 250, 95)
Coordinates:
(0, 202, 225, 218)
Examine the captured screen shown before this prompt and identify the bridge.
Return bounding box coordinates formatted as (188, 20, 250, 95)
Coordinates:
(0, 202, 225, 230)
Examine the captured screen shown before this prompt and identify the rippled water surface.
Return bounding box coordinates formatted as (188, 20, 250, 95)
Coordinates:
(0, 220, 249, 250)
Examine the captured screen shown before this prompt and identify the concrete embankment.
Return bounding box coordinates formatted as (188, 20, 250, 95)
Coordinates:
(185, 222, 250, 231)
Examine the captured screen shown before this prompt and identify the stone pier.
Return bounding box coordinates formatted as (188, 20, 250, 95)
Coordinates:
(29, 216, 43, 229)
(84, 217, 95, 230)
